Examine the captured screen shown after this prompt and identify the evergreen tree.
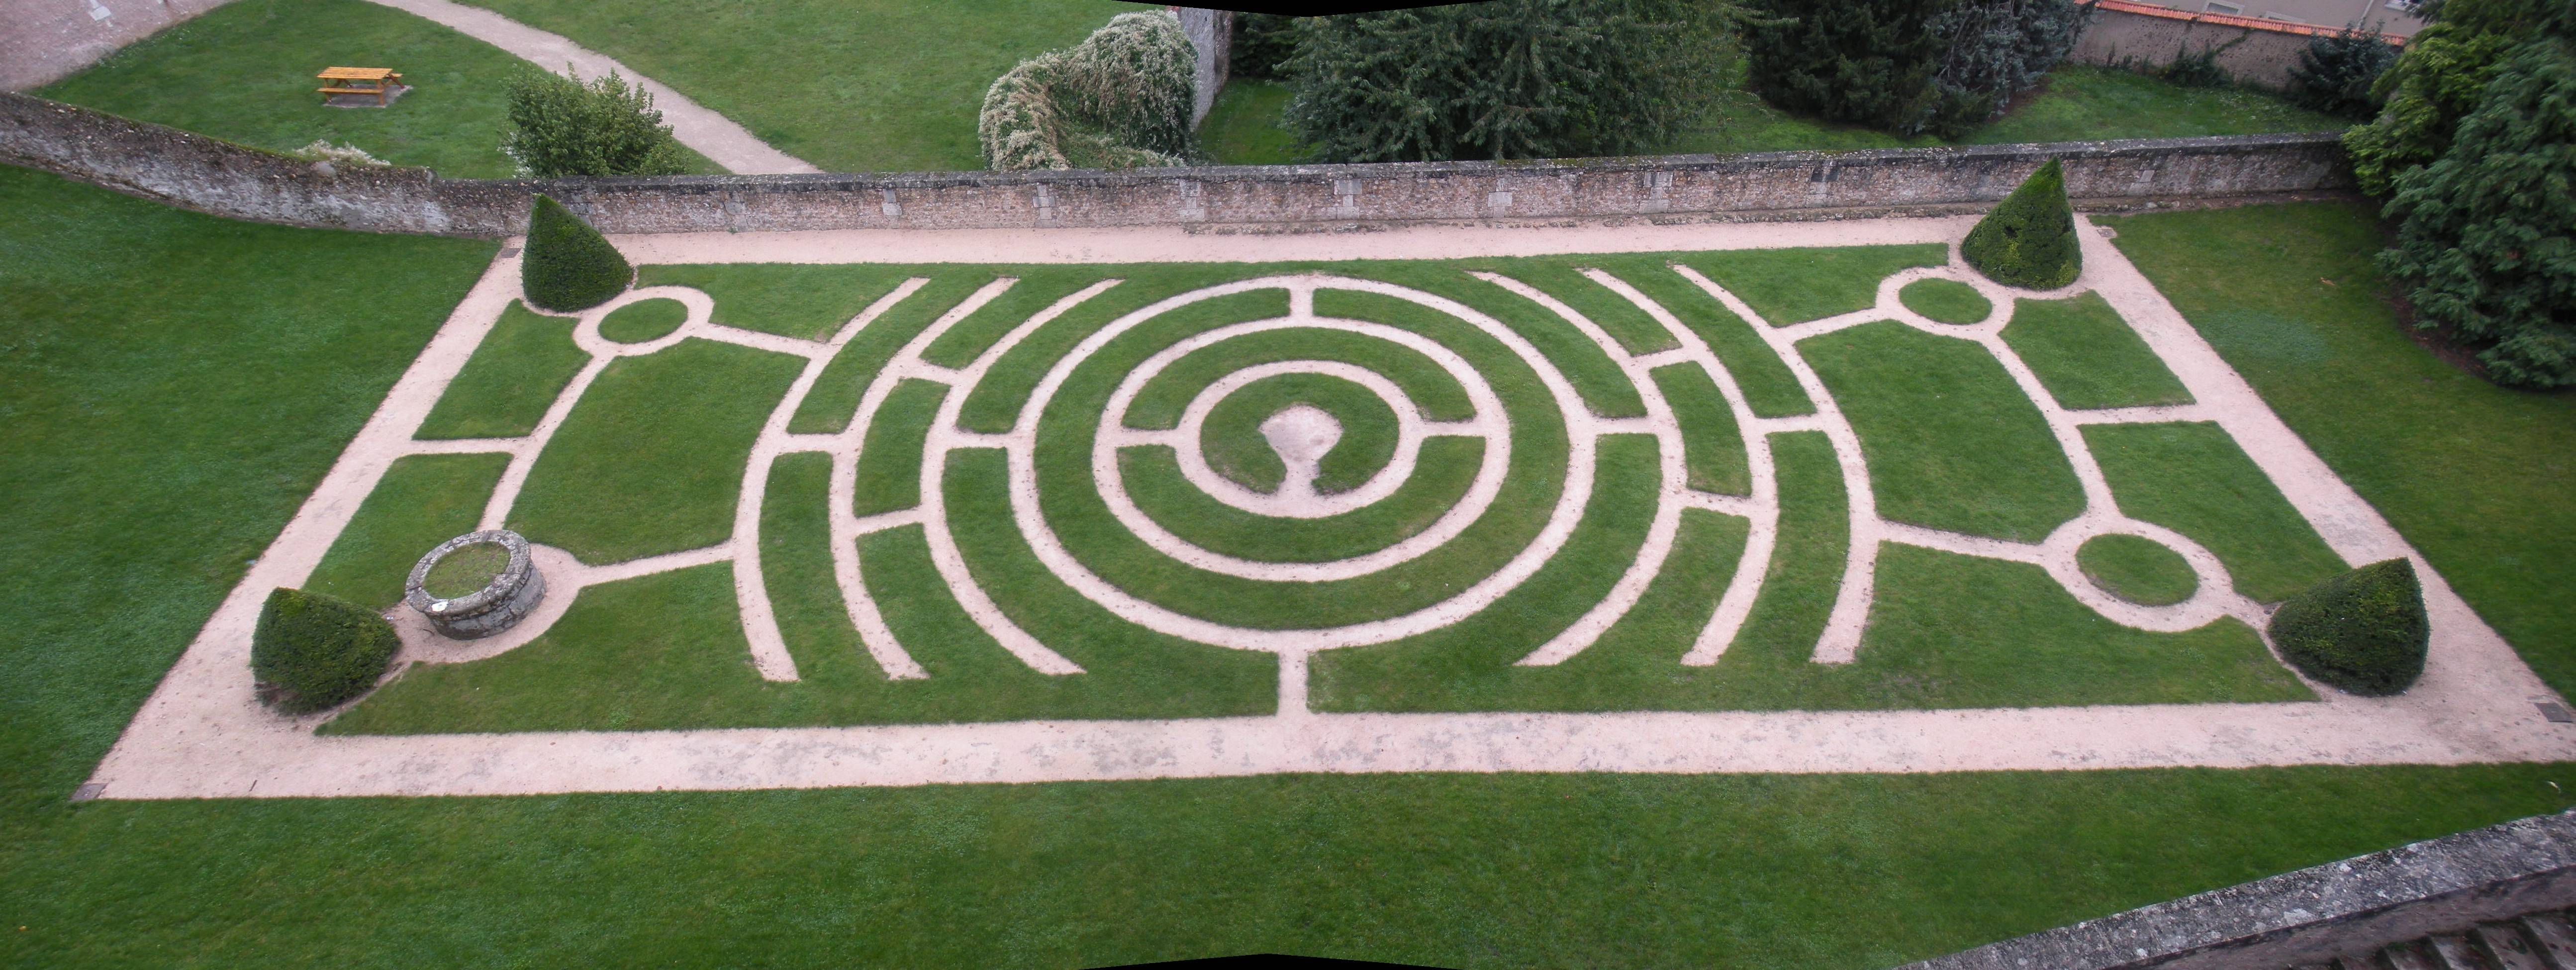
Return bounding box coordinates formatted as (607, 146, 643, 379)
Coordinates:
(2288, 24, 2402, 120)
(252, 587, 399, 713)
(1743, 0, 1953, 135)
(1961, 159, 2081, 289)
(2378, 36, 2576, 388)
(2343, 0, 2573, 195)
(1281, 0, 1740, 163)
(1924, 0, 2092, 137)
(520, 195, 632, 312)
(2267, 559, 2429, 696)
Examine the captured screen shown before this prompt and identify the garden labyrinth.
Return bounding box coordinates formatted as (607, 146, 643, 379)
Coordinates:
(91, 218, 2576, 799)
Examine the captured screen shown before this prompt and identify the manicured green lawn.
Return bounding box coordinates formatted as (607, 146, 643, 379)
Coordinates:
(507, 337, 804, 564)
(2003, 292, 2194, 410)
(31, 0, 715, 178)
(2087, 422, 2348, 604)
(13, 168, 2576, 969)
(596, 296, 687, 343)
(415, 300, 589, 439)
(1900, 279, 1992, 325)
(307, 453, 511, 608)
(2102, 202, 2576, 692)
(2078, 534, 2199, 606)
(1203, 65, 2347, 165)
(453, 0, 1130, 173)
(1685, 246, 1948, 326)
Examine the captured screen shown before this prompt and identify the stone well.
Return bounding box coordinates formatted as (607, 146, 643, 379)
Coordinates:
(405, 530, 546, 640)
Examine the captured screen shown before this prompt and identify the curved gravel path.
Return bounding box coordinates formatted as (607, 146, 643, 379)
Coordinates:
(362, 0, 820, 175)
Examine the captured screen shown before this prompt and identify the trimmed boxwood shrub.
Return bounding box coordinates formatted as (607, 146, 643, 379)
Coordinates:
(251, 587, 400, 713)
(2266, 558, 2429, 696)
(1963, 158, 2082, 289)
(521, 194, 631, 312)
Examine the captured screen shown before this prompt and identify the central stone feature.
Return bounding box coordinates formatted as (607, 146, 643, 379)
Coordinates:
(1198, 372, 1401, 497)
(405, 529, 547, 640)
(1259, 403, 1342, 498)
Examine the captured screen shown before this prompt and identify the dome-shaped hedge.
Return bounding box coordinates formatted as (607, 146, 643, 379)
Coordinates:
(521, 194, 632, 311)
(1963, 158, 2083, 290)
(2266, 558, 2430, 696)
(251, 586, 400, 713)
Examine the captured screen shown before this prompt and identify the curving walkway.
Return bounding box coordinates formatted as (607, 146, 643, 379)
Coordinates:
(361, 0, 820, 175)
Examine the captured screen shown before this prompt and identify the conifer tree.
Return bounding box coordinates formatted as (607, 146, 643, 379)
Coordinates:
(1961, 159, 2081, 289)
(520, 194, 631, 312)
(1281, 0, 1739, 163)
(2377, 36, 2576, 388)
(2267, 559, 2430, 696)
(1742, 0, 1951, 135)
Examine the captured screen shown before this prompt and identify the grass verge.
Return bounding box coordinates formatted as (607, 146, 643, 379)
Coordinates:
(1803, 321, 2085, 542)
(415, 300, 589, 439)
(2002, 292, 2193, 410)
(306, 453, 510, 608)
(508, 338, 802, 564)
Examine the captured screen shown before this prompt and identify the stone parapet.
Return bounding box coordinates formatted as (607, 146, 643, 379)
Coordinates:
(1, 91, 2354, 238)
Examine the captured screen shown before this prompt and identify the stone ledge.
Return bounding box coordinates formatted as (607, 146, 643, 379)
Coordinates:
(1904, 811, 2576, 970)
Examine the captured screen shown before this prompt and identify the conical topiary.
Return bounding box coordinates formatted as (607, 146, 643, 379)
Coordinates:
(2266, 558, 2430, 696)
(251, 587, 400, 713)
(1962, 158, 2082, 289)
(520, 194, 631, 311)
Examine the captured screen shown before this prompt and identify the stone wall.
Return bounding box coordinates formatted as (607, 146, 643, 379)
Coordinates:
(1905, 811, 2576, 970)
(1, 91, 2355, 238)
(1175, 6, 1232, 129)
(2071, 0, 2403, 90)
(0, 0, 242, 92)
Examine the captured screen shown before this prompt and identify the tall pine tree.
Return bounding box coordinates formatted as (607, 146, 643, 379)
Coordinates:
(1743, 0, 1953, 135)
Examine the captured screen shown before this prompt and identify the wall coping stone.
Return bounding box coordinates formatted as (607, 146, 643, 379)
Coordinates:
(1904, 810, 2576, 970)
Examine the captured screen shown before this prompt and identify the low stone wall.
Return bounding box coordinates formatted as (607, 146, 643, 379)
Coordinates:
(2071, 0, 2403, 90)
(1905, 811, 2576, 970)
(1, 91, 2354, 238)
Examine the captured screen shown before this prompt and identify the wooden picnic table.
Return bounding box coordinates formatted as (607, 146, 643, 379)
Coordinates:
(316, 66, 404, 106)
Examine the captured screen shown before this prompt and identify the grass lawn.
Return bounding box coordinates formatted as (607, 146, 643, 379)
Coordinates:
(451, 0, 1131, 173)
(307, 453, 511, 608)
(13, 168, 2576, 968)
(2086, 422, 2347, 604)
(1202, 66, 2346, 166)
(2003, 292, 2194, 410)
(415, 300, 588, 439)
(31, 0, 716, 178)
(1684, 245, 1949, 326)
(2101, 202, 2576, 692)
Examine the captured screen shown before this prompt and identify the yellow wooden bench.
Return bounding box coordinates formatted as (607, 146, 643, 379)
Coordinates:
(315, 67, 403, 105)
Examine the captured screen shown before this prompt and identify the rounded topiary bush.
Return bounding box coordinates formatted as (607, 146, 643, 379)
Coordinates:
(521, 194, 632, 312)
(1963, 158, 2082, 290)
(251, 587, 400, 713)
(2267, 558, 2430, 696)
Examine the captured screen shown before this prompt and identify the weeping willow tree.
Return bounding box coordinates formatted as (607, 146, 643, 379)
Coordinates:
(1279, 0, 1747, 163)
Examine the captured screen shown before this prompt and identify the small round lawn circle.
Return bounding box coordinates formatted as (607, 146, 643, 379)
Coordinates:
(598, 298, 688, 343)
(423, 540, 510, 599)
(2076, 533, 2197, 606)
(1899, 279, 1993, 325)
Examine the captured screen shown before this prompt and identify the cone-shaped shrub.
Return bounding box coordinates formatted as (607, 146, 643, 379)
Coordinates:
(2266, 558, 2430, 696)
(1962, 158, 2082, 289)
(521, 194, 631, 311)
(251, 587, 400, 713)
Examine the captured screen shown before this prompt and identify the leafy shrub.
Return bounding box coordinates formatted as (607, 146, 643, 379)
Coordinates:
(252, 587, 400, 713)
(521, 194, 632, 312)
(1282, 0, 1741, 163)
(2267, 558, 2429, 696)
(2377, 35, 2576, 388)
(2344, 0, 2573, 195)
(2290, 25, 2402, 119)
(1230, 12, 1302, 81)
(1962, 159, 2082, 289)
(1923, 0, 2093, 137)
(979, 11, 1196, 171)
(501, 65, 690, 178)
